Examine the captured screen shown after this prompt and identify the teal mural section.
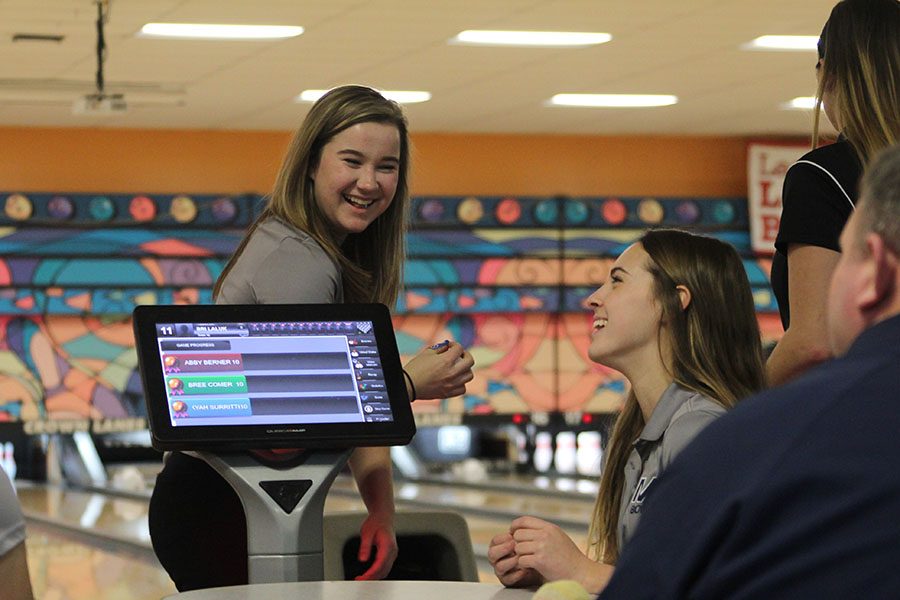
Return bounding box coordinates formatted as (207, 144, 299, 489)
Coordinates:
(0, 192, 780, 423)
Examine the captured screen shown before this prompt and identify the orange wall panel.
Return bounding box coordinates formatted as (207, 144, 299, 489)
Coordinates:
(411, 133, 750, 196)
(0, 127, 290, 194)
(2, 126, 753, 197)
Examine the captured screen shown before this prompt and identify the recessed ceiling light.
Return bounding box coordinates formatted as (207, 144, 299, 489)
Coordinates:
(549, 94, 678, 108)
(296, 89, 432, 104)
(745, 35, 819, 51)
(783, 96, 819, 110)
(451, 30, 611, 47)
(139, 23, 304, 40)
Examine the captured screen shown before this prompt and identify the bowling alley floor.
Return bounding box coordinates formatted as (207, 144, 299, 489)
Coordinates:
(16, 463, 595, 599)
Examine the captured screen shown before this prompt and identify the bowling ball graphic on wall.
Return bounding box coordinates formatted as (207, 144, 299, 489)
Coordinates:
(712, 200, 736, 224)
(129, 195, 158, 222)
(674, 200, 700, 224)
(47, 195, 75, 220)
(170, 195, 198, 223)
(637, 198, 665, 224)
(457, 197, 484, 225)
(564, 199, 589, 225)
(88, 196, 116, 221)
(533, 199, 559, 226)
(601, 198, 627, 225)
(495, 197, 522, 225)
(211, 197, 238, 224)
(5, 193, 34, 221)
(418, 198, 445, 223)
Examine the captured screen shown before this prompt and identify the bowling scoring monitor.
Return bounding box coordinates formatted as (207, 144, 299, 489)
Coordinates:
(133, 303, 415, 451)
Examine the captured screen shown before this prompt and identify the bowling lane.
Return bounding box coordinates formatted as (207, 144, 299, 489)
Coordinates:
(16, 481, 380, 596)
(331, 475, 595, 530)
(24, 523, 177, 600)
(17, 479, 374, 549)
(410, 471, 599, 501)
(17, 481, 154, 549)
(17, 466, 596, 592)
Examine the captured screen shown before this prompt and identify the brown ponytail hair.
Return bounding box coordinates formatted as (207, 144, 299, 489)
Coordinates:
(214, 85, 410, 306)
(813, 0, 900, 164)
(588, 229, 765, 562)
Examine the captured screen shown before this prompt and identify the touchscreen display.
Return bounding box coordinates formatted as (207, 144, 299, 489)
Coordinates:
(154, 320, 393, 427)
(133, 303, 414, 451)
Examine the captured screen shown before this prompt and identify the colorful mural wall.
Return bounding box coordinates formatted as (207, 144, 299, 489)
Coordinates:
(0, 191, 781, 426)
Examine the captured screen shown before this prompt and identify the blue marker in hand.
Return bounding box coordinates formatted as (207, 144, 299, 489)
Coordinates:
(430, 339, 451, 351)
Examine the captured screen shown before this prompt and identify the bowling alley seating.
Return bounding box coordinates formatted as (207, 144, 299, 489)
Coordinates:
(323, 510, 478, 581)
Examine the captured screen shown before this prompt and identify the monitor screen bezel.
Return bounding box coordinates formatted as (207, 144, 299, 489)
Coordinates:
(133, 302, 415, 451)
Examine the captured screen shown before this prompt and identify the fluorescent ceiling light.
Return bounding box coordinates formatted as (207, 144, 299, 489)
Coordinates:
(139, 23, 303, 40)
(297, 89, 432, 104)
(745, 35, 818, 51)
(452, 30, 611, 47)
(550, 93, 678, 108)
(783, 96, 819, 110)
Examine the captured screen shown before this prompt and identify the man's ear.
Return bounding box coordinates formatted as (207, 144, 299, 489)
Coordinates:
(858, 233, 896, 311)
(675, 284, 692, 311)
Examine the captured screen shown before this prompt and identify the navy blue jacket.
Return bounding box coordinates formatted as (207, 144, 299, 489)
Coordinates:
(602, 314, 900, 599)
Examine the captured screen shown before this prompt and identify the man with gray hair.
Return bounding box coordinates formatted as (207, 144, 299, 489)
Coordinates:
(600, 144, 900, 599)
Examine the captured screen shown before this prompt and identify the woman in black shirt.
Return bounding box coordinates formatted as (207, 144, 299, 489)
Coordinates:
(767, 0, 899, 385)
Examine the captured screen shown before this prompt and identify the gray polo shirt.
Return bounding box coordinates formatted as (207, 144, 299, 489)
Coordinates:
(617, 383, 726, 550)
(216, 216, 342, 305)
(177, 218, 342, 463)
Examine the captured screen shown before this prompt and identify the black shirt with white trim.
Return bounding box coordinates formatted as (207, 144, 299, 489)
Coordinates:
(771, 138, 861, 329)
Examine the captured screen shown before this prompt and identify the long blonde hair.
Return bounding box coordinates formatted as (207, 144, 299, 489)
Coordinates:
(813, 0, 900, 164)
(587, 229, 766, 563)
(214, 85, 410, 306)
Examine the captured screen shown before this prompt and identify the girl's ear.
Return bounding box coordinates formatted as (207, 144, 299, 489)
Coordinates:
(675, 284, 692, 311)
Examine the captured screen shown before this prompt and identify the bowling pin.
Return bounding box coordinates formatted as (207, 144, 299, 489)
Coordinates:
(513, 425, 535, 474)
(576, 431, 603, 477)
(533, 432, 554, 473)
(2, 442, 15, 480)
(554, 432, 577, 475)
(512, 428, 527, 463)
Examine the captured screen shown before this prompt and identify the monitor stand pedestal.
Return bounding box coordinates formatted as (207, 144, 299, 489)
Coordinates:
(198, 448, 353, 584)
